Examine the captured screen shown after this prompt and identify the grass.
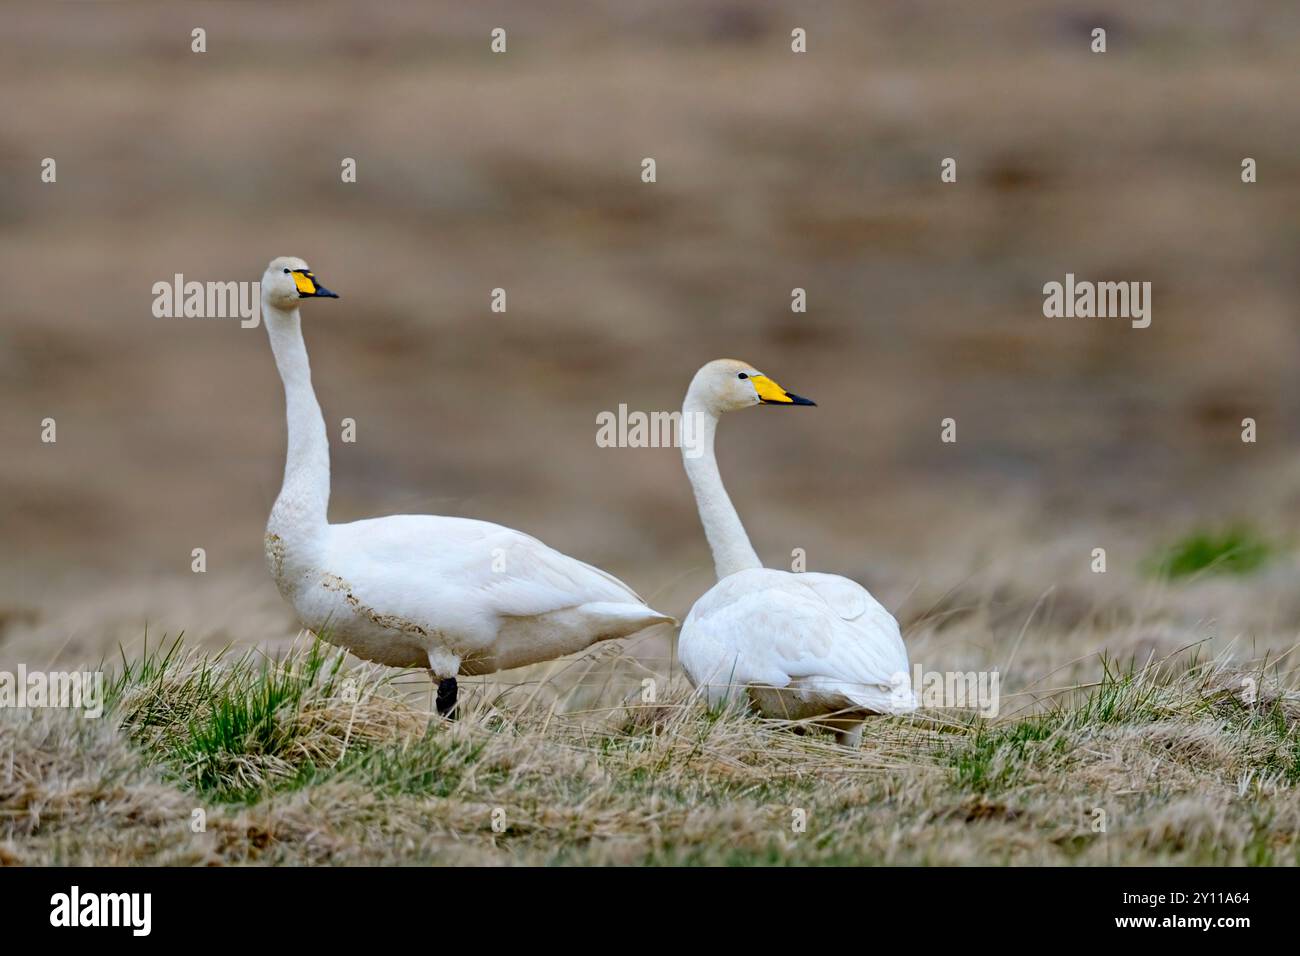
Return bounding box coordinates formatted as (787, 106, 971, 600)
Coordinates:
(3, 633, 1299, 865)
(106, 635, 431, 803)
(1146, 527, 1273, 580)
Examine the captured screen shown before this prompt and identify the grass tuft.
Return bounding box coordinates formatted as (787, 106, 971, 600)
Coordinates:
(108, 634, 428, 803)
(1146, 526, 1272, 580)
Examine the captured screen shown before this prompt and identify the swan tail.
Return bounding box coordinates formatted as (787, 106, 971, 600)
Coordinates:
(805, 676, 918, 716)
(578, 602, 677, 640)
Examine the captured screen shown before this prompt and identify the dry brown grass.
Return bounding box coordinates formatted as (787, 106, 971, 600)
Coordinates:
(3, 631, 1297, 866)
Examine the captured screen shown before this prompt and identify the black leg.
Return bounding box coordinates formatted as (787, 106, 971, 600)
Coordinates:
(436, 676, 458, 719)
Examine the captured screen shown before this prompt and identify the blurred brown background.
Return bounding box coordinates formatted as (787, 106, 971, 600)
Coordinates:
(3, 1, 1300, 679)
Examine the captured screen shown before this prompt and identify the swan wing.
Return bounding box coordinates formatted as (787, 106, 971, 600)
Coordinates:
(791, 571, 872, 620)
(326, 514, 662, 625)
(682, 569, 914, 712)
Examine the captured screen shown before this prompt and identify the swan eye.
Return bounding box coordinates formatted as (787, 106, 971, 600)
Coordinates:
(737, 372, 748, 380)
(283, 268, 290, 274)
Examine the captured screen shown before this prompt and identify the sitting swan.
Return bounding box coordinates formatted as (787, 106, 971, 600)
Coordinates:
(259, 257, 673, 716)
(677, 359, 915, 746)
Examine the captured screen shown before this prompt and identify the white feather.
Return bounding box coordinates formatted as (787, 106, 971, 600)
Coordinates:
(681, 568, 915, 715)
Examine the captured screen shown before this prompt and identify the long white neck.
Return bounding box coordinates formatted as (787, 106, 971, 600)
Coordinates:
(265, 302, 330, 544)
(682, 388, 762, 580)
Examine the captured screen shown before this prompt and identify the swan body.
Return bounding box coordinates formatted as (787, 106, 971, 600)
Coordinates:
(676, 359, 915, 745)
(260, 257, 672, 706)
(266, 514, 671, 675)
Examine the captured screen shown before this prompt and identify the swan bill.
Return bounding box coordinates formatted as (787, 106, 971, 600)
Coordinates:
(292, 269, 339, 299)
(752, 374, 815, 406)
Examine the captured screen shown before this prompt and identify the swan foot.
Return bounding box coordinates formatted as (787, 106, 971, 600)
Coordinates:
(436, 676, 458, 719)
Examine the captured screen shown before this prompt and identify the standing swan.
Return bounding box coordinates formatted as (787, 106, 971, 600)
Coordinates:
(677, 359, 915, 746)
(260, 257, 673, 716)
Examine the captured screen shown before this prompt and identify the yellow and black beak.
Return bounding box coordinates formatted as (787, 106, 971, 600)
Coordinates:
(292, 269, 339, 299)
(752, 374, 816, 406)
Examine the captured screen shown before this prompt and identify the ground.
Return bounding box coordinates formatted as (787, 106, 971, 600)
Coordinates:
(4, 619, 1296, 866)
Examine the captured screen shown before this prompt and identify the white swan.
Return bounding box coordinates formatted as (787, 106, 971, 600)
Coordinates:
(259, 256, 673, 715)
(677, 359, 915, 746)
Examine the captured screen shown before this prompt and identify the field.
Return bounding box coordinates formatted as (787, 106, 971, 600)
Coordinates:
(5, 603, 1298, 866)
(2, 2, 1300, 866)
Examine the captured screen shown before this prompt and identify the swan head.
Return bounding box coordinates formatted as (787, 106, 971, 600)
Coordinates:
(261, 256, 339, 311)
(688, 358, 816, 414)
